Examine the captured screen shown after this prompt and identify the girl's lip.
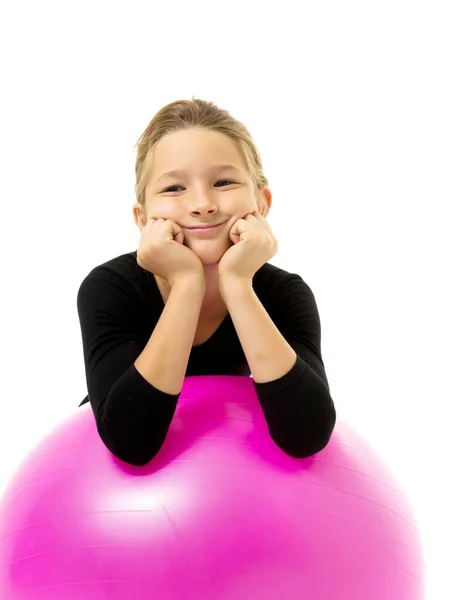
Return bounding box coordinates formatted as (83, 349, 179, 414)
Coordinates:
(186, 221, 227, 235)
(187, 221, 226, 231)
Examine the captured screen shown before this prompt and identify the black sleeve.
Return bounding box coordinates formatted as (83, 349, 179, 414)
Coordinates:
(252, 275, 336, 458)
(77, 267, 180, 466)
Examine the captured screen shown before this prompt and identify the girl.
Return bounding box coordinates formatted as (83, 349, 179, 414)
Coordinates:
(77, 97, 336, 465)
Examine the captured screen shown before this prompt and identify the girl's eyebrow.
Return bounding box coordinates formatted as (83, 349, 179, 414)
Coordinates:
(156, 164, 242, 183)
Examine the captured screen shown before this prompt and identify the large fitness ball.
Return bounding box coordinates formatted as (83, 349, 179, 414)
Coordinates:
(0, 375, 424, 599)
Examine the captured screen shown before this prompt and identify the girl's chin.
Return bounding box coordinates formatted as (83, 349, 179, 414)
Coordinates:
(185, 239, 231, 248)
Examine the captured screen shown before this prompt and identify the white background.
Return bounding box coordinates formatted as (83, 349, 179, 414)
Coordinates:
(0, 1, 448, 598)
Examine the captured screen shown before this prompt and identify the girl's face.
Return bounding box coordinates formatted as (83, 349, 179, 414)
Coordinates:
(134, 128, 271, 264)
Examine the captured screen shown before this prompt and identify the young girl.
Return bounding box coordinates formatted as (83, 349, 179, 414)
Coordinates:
(77, 97, 336, 466)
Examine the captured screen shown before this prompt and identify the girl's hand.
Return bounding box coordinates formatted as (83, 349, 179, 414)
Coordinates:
(217, 211, 278, 283)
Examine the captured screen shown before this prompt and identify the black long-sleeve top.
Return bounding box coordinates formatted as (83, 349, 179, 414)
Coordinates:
(77, 250, 336, 466)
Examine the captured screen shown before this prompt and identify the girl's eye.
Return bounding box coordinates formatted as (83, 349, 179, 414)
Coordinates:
(162, 180, 236, 193)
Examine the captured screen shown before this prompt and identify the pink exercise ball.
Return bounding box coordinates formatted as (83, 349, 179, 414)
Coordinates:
(0, 375, 424, 599)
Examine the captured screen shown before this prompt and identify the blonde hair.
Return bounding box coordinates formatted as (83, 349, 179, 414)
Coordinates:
(133, 97, 269, 211)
